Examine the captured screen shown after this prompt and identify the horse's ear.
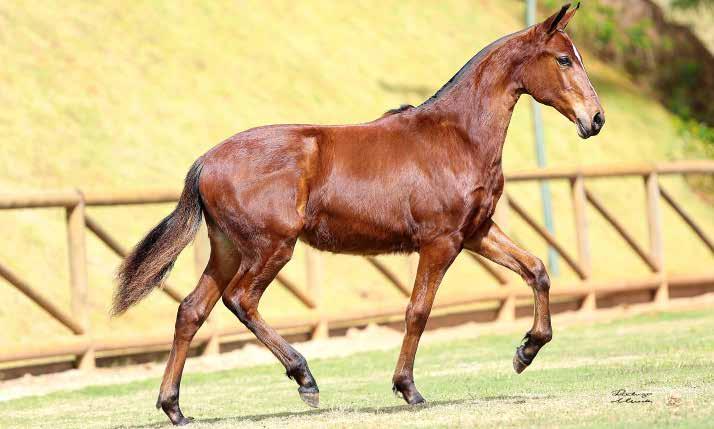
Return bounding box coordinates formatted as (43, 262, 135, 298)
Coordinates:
(539, 3, 579, 35)
(556, 2, 580, 31)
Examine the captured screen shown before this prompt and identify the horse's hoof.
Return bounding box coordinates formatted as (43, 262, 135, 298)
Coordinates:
(393, 382, 426, 405)
(408, 392, 426, 405)
(298, 386, 320, 408)
(175, 416, 194, 426)
(512, 346, 531, 374)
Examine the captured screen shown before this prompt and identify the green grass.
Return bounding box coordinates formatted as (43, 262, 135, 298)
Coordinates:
(2, 308, 713, 428)
(0, 1, 712, 348)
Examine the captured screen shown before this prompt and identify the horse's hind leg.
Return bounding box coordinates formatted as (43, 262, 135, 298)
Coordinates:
(157, 229, 238, 425)
(222, 236, 320, 407)
(465, 220, 552, 373)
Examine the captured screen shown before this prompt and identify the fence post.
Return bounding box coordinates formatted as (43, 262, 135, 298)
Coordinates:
(645, 172, 667, 305)
(571, 175, 595, 311)
(66, 193, 94, 369)
(495, 198, 516, 322)
(306, 247, 328, 339)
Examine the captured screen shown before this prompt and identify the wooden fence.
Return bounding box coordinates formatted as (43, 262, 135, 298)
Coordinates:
(1, 160, 713, 373)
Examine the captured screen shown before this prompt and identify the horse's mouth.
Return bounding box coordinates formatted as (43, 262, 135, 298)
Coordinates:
(576, 118, 594, 139)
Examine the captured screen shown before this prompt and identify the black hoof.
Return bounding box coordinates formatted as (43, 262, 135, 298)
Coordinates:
(408, 392, 426, 405)
(513, 345, 532, 374)
(298, 386, 320, 408)
(175, 416, 194, 426)
(158, 395, 192, 426)
(392, 381, 426, 405)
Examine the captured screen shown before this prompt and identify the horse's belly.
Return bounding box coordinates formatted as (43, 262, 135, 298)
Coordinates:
(299, 213, 417, 255)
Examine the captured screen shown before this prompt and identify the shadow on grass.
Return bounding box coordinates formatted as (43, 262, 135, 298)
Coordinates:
(117, 395, 553, 428)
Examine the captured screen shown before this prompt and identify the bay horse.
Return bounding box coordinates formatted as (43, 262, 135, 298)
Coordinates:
(114, 3, 603, 425)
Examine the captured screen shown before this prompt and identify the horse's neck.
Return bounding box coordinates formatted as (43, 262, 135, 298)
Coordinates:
(429, 44, 524, 166)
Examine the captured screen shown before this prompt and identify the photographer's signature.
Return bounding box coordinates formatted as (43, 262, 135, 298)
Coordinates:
(610, 389, 653, 404)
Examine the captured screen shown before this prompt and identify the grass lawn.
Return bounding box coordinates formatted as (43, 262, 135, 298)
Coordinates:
(2, 308, 713, 428)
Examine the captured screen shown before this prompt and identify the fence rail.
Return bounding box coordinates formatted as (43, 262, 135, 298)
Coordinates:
(1, 161, 713, 372)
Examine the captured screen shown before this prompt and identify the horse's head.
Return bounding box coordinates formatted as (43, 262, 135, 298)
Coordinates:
(520, 3, 604, 139)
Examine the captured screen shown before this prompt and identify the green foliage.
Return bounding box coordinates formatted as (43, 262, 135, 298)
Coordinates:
(678, 117, 714, 194)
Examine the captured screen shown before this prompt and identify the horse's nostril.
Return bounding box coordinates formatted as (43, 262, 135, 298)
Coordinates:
(593, 111, 604, 127)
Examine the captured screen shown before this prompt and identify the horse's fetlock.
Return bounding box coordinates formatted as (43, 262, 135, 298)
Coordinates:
(158, 390, 179, 409)
(392, 373, 414, 389)
(531, 327, 552, 345)
(286, 354, 308, 378)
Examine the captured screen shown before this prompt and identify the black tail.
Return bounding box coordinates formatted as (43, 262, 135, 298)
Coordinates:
(112, 159, 205, 316)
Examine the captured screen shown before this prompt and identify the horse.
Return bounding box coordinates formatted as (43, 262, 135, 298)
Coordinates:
(113, 3, 603, 425)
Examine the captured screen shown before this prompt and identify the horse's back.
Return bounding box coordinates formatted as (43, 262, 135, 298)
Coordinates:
(197, 119, 481, 254)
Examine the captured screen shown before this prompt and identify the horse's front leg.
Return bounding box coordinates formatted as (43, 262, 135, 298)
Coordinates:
(392, 235, 461, 404)
(465, 220, 552, 373)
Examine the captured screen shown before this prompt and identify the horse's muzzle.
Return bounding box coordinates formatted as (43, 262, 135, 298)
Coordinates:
(577, 111, 605, 139)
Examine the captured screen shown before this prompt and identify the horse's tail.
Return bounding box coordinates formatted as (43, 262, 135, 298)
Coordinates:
(112, 158, 205, 316)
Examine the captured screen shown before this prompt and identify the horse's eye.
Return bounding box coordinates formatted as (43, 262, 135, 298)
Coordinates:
(557, 56, 572, 67)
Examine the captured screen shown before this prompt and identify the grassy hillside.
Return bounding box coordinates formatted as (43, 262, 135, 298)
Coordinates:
(0, 1, 712, 348)
(2, 309, 713, 428)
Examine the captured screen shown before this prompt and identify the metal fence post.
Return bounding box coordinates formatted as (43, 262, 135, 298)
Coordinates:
(66, 192, 94, 369)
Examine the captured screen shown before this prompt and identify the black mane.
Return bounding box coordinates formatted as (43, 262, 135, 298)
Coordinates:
(382, 104, 415, 117)
(419, 31, 520, 107)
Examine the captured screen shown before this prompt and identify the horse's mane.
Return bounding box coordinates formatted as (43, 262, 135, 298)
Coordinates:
(419, 30, 524, 107)
(382, 104, 415, 117)
(380, 29, 526, 115)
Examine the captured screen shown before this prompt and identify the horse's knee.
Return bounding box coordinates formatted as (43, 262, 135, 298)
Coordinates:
(528, 259, 550, 292)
